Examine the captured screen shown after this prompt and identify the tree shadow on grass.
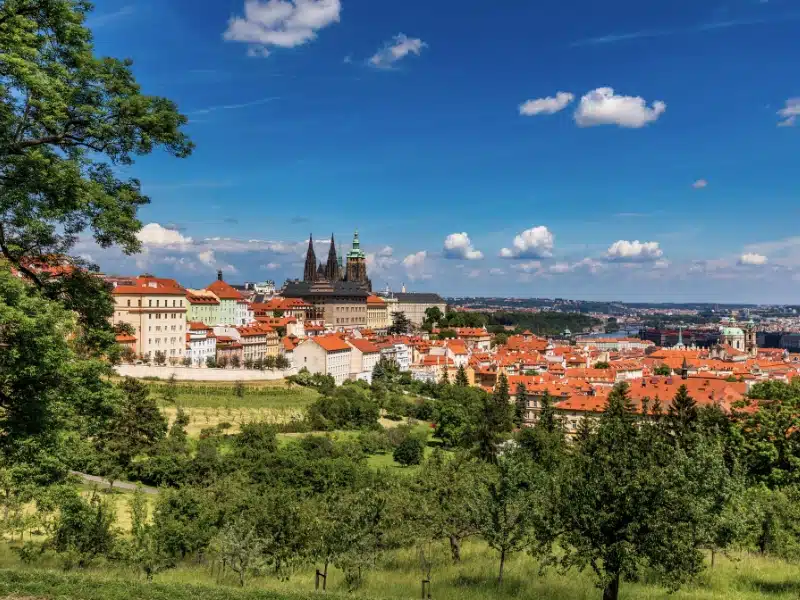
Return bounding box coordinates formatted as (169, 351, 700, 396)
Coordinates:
(739, 577, 800, 595)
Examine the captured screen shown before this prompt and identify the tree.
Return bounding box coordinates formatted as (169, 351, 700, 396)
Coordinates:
(244, 358, 254, 370)
(454, 365, 469, 387)
(413, 450, 490, 562)
(275, 354, 290, 370)
(125, 487, 173, 580)
(263, 355, 276, 370)
(154, 351, 166, 366)
(667, 384, 698, 437)
(514, 382, 528, 428)
(212, 520, 264, 587)
(230, 355, 241, 369)
(654, 365, 672, 377)
(424, 306, 443, 328)
(160, 374, 178, 405)
(234, 380, 245, 399)
(476, 374, 513, 463)
(51, 489, 117, 569)
(393, 437, 425, 467)
(477, 450, 541, 584)
(205, 356, 216, 369)
(494, 333, 509, 347)
(102, 378, 167, 473)
(181, 357, 191, 367)
(389, 311, 411, 335)
(549, 383, 727, 600)
(594, 361, 610, 369)
(0, 0, 191, 355)
(217, 355, 229, 369)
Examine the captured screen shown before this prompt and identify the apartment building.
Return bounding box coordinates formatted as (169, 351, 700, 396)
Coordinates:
(109, 276, 187, 361)
(293, 335, 353, 385)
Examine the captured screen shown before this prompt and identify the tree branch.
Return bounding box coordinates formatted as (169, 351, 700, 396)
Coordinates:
(0, 222, 43, 289)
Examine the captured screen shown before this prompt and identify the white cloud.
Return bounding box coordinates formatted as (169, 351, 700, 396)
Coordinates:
(136, 223, 192, 247)
(574, 87, 666, 128)
(402, 251, 431, 281)
(500, 226, 554, 259)
(223, 0, 341, 56)
(778, 98, 800, 127)
(653, 259, 671, 270)
(739, 253, 768, 266)
(467, 269, 481, 278)
(692, 179, 708, 189)
(519, 92, 574, 116)
(511, 261, 542, 273)
(572, 257, 605, 274)
(489, 268, 506, 276)
(202, 237, 303, 254)
(606, 240, 664, 262)
(264, 262, 281, 270)
(198, 250, 216, 266)
(366, 246, 398, 275)
(369, 34, 426, 69)
(549, 262, 571, 274)
(443, 232, 484, 260)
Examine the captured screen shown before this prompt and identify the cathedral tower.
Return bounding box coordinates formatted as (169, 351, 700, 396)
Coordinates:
(345, 229, 371, 290)
(303, 234, 317, 282)
(325, 233, 341, 281)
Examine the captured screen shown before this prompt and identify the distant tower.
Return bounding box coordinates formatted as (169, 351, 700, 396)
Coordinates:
(303, 234, 318, 282)
(345, 229, 371, 290)
(325, 233, 341, 281)
(337, 252, 344, 280)
(745, 319, 758, 357)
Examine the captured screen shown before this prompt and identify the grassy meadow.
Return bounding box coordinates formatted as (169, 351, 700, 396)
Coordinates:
(0, 540, 798, 600)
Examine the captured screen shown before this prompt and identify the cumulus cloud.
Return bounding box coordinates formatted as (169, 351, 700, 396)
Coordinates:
(653, 259, 671, 270)
(223, 0, 341, 57)
(197, 249, 237, 273)
(202, 237, 303, 254)
(574, 87, 666, 128)
(402, 251, 431, 281)
(778, 98, 800, 127)
(136, 223, 192, 247)
(606, 240, 664, 262)
(443, 232, 484, 260)
(368, 34, 426, 69)
(519, 92, 574, 116)
(692, 179, 708, 189)
(511, 261, 542, 273)
(739, 253, 768, 266)
(500, 226, 554, 259)
(549, 263, 571, 274)
(366, 246, 398, 275)
(263, 262, 281, 270)
(571, 257, 605, 274)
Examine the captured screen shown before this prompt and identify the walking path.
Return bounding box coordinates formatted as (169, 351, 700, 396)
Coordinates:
(70, 471, 159, 495)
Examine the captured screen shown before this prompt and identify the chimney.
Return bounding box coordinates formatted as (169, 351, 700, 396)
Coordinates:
(217, 270, 223, 281)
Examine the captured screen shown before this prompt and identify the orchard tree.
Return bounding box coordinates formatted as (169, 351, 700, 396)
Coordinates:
(0, 0, 192, 354)
(549, 383, 727, 600)
(476, 373, 513, 463)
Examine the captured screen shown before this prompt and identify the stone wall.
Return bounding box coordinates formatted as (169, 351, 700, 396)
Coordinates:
(114, 364, 295, 381)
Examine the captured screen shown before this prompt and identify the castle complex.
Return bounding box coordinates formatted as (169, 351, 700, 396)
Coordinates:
(302, 231, 371, 291)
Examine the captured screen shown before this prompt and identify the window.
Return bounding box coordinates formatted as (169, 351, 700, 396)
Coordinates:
(127, 299, 131, 307)
(149, 299, 152, 307)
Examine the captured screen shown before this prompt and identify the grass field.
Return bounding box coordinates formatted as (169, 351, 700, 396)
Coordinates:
(148, 383, 319, 436)
(0, 541, 798, 600)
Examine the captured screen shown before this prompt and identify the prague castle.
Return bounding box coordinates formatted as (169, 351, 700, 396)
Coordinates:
(283, 231, 373, 329)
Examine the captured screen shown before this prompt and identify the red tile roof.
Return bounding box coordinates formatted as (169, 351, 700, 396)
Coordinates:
(366, 295, 386, 306)
(111, 276, 185, 296)
(349, 339, 380, 354)
(206, 279, 243, 300)
(314, 335, 351, 352)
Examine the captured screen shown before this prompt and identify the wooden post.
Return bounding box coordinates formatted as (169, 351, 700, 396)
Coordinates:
(315, 569, 327, 592)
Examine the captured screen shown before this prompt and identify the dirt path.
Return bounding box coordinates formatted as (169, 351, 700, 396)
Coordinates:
(70, 471, 159, 495)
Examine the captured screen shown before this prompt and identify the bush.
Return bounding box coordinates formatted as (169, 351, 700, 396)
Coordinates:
(306, 386, 380, 431)
(393, 437, 425, 467)
(386, 423, 416, 448)
(358, 429, 392, 455)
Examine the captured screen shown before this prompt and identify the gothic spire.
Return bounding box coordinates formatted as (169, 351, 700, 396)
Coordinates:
(303, 233, 317, 282)
(325, 233, 340, 281)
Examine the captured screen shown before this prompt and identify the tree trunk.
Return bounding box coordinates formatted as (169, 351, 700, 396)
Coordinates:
(711, 548, 716, 568)
(449, 534, 461, 563)
(324, 560, 329, 591)
(239, 568, 245, 587)
(498, 548, 506, 585)
(602, 573, 620, 600)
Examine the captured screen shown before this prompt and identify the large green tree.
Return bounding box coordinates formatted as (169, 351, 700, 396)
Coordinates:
(0, 0, 192, 353)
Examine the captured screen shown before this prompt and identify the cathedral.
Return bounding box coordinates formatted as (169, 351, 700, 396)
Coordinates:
(302, 230, 372, 291)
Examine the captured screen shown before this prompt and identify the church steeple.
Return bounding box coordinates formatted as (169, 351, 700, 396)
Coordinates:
(303, 234, 317, 282)
(325, 233, 340, 281)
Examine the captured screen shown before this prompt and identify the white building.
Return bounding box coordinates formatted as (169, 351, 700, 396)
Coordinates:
(236, 300, 254, 326)
(378, 341, 412, 371)
(293, 335, 353, 385)
(186, 322, 217, 366)
(347, 338, 382, 384)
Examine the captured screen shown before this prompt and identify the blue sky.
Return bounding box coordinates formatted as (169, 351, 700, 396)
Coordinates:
(83, 0, 800, 303)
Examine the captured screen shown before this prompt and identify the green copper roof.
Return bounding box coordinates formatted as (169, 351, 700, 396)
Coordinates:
(722, 327, 744, 336)
(346, 229, 366, 259)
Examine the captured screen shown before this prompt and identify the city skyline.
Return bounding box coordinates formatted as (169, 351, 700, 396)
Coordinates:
(82, 0, 799, 303)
